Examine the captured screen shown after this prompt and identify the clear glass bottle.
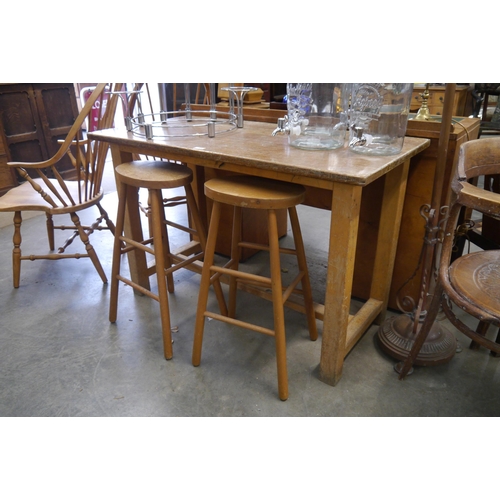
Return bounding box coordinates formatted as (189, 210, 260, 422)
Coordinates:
(348, 83, 413, 156)
(286, 83, 348, 150)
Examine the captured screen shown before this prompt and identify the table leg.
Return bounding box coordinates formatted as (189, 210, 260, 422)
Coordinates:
(370, 159, 410, 323)
(110, 145, 150, 291)
(188, 163, 209, 229)
(319, 182, 362, 386)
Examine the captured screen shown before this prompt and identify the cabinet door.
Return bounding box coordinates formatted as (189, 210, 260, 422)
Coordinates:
(0, 83, 79, 179)
(0, 121, 18, 195)
(0, 84, 48, 164)
(32, 83, 80, 177)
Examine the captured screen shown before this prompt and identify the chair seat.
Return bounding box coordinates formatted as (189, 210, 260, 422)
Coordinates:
(204, 175, 306, 210)
(115, 161, 192, 189)
(449, 250, 500, 319)
(0, 178, 103, 213)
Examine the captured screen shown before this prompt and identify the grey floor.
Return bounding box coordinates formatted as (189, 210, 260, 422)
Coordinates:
(1, 161, 499, 417)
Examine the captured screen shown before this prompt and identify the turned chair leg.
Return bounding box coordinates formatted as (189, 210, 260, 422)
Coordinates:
(70, 211, 107, 283)
(96, 202, 116, 236)
(46, 214, 55, 251)
(12, 211, 22, 289)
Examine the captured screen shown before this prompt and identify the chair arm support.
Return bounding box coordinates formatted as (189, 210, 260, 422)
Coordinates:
(456, 181, 500, 219)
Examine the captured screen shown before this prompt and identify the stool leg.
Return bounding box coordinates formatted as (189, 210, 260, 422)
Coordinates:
(288, 206, 318, 341)
(185, 183, 227, 317)
(268, 208, 288, 401)
(109, 181, 128, 324)
(228, 206, 243, 318)
(150, 188, 173, 360)
(158, 196, 175, 294)
(146, 190, 153, 238)
(193, 201, 222, 367)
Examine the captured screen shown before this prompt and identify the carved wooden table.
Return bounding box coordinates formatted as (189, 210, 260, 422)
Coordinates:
(90, 122, 429, 386)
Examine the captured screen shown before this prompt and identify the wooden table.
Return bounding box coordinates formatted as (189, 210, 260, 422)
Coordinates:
(90, 122, 429, 386)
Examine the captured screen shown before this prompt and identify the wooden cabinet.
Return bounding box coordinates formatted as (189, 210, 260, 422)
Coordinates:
(0, 126, 17, 196)
(352, 116, 481, 310)
(411, 84, 470, 116)
(0, 83, 79, 186)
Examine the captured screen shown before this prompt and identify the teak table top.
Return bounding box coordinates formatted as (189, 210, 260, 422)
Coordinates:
(91, 121, 429, 186)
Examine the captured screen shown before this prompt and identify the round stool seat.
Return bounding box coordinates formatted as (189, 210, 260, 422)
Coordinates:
(115, 160, 193, 189)
(204, 175, 305, 210)
(449, 249, 500, 320)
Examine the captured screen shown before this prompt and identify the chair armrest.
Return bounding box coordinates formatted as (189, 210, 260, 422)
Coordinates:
(457, 180, 500, 219)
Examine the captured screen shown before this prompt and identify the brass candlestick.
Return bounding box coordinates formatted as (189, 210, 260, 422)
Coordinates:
(413, 83, 434, 121)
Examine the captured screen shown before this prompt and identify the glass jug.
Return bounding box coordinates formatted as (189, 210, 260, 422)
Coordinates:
(348, 83, 413, 156)
(285, 83, 348, 150)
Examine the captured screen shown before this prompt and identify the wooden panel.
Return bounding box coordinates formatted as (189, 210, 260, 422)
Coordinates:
(0, 83, 79, 180)
(34, 84, 79, 166)
(0, 121, 18, 195)
(0, 84, 48, 163)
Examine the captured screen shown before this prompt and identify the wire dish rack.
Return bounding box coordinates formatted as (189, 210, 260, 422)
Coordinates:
(113, 84, 258, 139)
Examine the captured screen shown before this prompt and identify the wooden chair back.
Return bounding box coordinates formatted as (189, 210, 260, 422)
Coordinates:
(452, 137, 500, 218)
(9, 83, 121, 211)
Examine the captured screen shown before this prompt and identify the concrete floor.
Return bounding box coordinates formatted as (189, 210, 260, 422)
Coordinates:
(1, 162, 499, 417)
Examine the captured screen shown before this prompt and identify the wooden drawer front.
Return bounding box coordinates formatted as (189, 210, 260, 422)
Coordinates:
(411, 91, 424, 111)
(427, 90, 445, 107)
(411, 89, 445, 111)
(428, 104, 445, 116)
(411, 86, 469, 116)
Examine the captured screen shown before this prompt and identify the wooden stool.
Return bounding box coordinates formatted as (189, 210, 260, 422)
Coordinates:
(109, 160, 226, 360)
(192, 175, 318, 401)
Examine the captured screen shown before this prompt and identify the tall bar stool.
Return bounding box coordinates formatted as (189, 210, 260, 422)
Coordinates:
(192, 175, 318, 400)
(109, 160, 226, 360)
